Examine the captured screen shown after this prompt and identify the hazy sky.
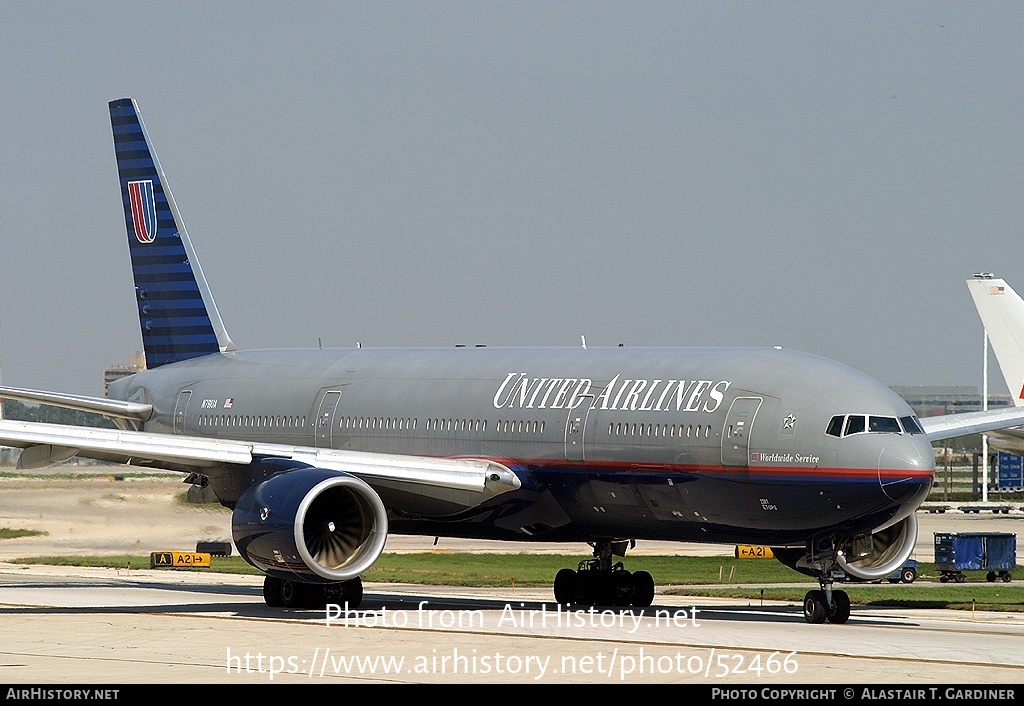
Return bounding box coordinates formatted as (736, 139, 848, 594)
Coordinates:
(0, 2, 1021, 397)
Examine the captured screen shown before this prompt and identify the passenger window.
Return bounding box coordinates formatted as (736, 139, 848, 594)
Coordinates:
(844, 415, 866, 435)
(825, 415, 844, 437)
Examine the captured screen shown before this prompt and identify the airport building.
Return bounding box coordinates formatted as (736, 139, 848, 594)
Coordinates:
(103, 352, 146, 397)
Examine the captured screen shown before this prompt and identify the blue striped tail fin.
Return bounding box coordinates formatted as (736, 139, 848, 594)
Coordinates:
(109, 98, 235, 368)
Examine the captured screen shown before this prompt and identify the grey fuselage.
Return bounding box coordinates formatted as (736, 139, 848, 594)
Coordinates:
(108, 345, 935, 547)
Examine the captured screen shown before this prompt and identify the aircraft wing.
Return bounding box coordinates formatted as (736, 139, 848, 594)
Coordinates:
(0, 385, 152, 430)
(0, 418, 520, 511)
(920, 406, 1024, 442)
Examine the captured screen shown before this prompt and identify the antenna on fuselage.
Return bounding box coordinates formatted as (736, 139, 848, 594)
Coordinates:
(581, 335, 587, 350)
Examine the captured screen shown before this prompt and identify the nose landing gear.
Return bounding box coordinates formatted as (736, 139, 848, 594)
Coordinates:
(803, 578, 850, 624)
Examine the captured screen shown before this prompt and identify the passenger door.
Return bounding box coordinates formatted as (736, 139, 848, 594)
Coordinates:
(721, 397, 762, 467)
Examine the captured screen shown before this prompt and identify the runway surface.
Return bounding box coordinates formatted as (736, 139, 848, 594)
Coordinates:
(0, 469, 1022, 684)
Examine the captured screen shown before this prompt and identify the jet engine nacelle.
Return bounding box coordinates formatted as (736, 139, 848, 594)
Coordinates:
(772, 513, 918, 581)
(835, 513, 918, 581)
(232, 465, 389, 583)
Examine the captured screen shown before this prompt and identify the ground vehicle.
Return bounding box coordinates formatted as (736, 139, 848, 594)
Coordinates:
(887, 559, 919, 584)
(839, 558, 918, 584)
(935, 532, 1016, 583)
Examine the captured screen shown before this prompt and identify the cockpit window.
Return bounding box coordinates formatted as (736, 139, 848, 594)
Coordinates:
(899, 415, 925, 435)
(844, 415, 866, 435)
(827, 414, 913, 437)
(869, 416, 901, 433)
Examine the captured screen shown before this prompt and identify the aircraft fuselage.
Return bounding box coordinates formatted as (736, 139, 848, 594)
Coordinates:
(109, 344, 934, 547)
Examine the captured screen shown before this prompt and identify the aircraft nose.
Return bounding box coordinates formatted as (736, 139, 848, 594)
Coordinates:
(878, 436, 935, 505)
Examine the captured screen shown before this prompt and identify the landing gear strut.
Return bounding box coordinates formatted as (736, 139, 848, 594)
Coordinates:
(263, 576, 363, 609)
(552, 541, 654, 608)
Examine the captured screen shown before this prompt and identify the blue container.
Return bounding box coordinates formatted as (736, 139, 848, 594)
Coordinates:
(934, 532, 1016, 582)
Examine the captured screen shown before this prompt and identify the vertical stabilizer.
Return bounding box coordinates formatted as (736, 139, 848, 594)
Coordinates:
(967, 276, 1024, 405)
(109, 98, 235, 368)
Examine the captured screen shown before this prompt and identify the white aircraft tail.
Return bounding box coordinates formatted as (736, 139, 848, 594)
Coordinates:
(967, 275, 1024, 406)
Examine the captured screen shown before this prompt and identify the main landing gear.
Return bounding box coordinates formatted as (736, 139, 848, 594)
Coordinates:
(263, 576, 363, 609)
(802, 578, 850, 625)
(552, 541, 655, 608)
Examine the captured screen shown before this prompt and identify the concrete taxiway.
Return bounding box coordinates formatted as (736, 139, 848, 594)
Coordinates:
(1, 562, 1024, 684)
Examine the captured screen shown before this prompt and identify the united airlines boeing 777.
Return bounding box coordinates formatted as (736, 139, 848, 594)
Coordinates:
(2, 99, 1021, 624)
